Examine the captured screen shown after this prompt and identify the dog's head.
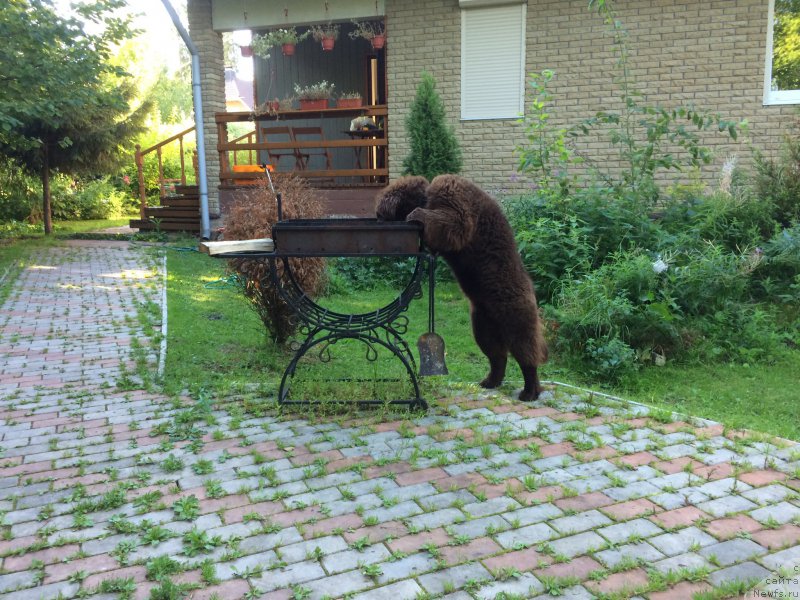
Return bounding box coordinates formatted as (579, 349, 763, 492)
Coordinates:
(374, 176, 429, 221)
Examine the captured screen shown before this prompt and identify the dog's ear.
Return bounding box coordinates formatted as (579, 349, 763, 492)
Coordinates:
(375, 176, 429, 221)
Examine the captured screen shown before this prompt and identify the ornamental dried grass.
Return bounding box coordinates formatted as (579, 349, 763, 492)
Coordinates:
(224, 173, 325, 344)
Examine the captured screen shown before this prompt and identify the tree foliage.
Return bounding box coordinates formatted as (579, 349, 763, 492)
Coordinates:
(401, 72, 462, 181)
(0, 0, 149, 233)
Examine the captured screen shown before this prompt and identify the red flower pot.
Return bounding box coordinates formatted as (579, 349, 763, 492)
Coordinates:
(240, 45, 253, 57)
(371, 34, 385, 50)
(299, 99, 328, 110)
(281, 43, 296, 56)
(337, 98, 363, 109)
(321, 37, 335, 51)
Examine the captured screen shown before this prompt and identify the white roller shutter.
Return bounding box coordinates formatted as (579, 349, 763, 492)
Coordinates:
(461, 2, 526, 120)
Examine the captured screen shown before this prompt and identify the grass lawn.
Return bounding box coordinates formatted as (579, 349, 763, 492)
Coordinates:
(163, 247, 800, 441)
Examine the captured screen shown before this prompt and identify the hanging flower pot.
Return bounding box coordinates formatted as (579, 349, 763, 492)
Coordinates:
(251, 28, 310, 59)
(311, 24, 340, 53)
(240, 45, 253, 57)
(370, 34, 385, 50)
(281, 43, 296, 56)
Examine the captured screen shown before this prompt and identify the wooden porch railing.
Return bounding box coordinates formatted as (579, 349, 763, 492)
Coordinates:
(216, 105, 389, 185)
(135, 126, 197, 218)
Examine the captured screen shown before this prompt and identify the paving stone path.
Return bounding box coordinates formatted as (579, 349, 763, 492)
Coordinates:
(1, 241, 799, 600)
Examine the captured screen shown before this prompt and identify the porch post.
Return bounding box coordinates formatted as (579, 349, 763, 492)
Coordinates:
(187, 0, 225, 223)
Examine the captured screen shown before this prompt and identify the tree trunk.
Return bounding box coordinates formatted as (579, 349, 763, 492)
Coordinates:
(42, 144, 52, 235)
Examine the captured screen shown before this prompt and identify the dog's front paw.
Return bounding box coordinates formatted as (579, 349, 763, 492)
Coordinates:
(406, 207, 425, 223)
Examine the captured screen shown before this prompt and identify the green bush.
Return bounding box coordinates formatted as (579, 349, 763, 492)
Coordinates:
(51, 176, 128, 220)
(753, 125, 800, 227)
(402, 72, 462, 180)
(0, 158, 40, 222)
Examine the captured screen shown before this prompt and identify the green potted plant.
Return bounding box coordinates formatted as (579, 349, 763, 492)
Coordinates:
(337, 91, 363, 109)
(349, 20, 385, 50)
(252, 27, 310, 57)
(310, 23, 340, 51)
(294, 81, 335, 110)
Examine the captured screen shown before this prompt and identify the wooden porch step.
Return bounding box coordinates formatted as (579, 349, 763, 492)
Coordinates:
(145, 207, 199, 219)
(160, 196, 200, 208)
(174, 184, 198, 195)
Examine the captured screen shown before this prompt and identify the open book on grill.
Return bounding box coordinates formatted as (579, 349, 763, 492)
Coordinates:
(199, 238, 275, 256)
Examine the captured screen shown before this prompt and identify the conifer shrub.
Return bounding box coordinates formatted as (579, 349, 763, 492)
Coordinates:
(224, 173, 325, 344)
(401, 72, 462, 180)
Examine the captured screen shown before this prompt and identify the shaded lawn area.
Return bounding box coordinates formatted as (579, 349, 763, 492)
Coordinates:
(166, 247, 800, 441)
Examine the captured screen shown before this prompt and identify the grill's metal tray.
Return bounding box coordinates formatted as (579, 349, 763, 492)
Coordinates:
(272, 218, 423, 256)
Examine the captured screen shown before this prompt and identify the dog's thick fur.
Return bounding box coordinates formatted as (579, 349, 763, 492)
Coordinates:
(375, 175, 548, 401)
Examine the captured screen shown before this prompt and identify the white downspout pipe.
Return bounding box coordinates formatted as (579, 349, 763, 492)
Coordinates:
(160, 0, 211, 240)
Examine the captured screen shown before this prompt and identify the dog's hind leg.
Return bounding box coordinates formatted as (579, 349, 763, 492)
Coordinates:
(471, 307, 507, 389)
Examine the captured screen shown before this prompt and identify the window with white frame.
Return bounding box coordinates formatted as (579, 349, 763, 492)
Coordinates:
(460, 1, 526, 120)
(764, 0, 800, 105)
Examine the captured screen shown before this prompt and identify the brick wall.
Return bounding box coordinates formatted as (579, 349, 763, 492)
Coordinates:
(188, 0, 226, 217)
(387, 0, 795, 196)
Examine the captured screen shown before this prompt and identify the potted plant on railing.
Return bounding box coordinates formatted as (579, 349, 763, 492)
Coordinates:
(337, 91, 363, 109)
(349, 20, 386, 50)
(252, 27, 310, 57)
(294, 81, 335, 110)
(310, 23, 340, 51)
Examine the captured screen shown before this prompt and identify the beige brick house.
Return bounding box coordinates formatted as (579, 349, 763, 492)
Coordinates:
(187, 0, 796, 217)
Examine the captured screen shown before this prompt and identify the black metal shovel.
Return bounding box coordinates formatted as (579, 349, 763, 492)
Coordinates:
(418, 255, 448, 376)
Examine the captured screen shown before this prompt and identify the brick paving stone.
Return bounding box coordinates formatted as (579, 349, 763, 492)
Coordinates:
(322, 544, 392, 574)
(278, 535, 348, 564)
(343, 521, 408, 544)
(462, 496, 521, 518)
(449, 514, 510, 539)
(698, 538, 768, 566)
(601, 498, 660, 521)
(742, 484, 794, 505)
(554, 492, 614, 512)
(584, 568, 650, 596)
(350, 579, 424, 600)
(651, 552, 713, 573)
(751, 501, 800, 525)
(481, 545, 551, 574)
(474, 573, 543, 599)
(649, 526, 718, 556)
(0, 570, 38, 593)
(550, 509, 612, 535)
(759, 544, 800, 571)
(603, 480, 661, 501)
(0, 581, 79, 600)
(249, 560, 326, 592)
(647, 580, 714, 599)
(649, 505, 709, 530)
(705, 514, 764, 540)
(739, 470, 789, 487)
(549, 530, 607, 558)
(495, 522, 557, 549)
(439, 537, 502, 565)
(417, 562, 493, 595)
(597, 517, 664, 544)
(594, 541, 666, 569)
(216, 550, 278, 580)
(532, 585, 596, 599)
(697, 494, 759, 517)
(386, 527, 450, 554)
(708, 561, 772, 587)
(751, 524, 800, 549)
(405, 507, 465, 531)
(534, 555, 602, 581)
(375, 552, 438, 585)
(302, 569, 375, 599)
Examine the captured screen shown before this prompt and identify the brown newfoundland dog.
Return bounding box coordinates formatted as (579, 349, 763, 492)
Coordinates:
(375, 174, 547, 401)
